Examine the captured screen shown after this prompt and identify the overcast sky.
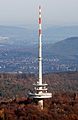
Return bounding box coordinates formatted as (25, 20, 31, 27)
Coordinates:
(0, 0, 78, 27)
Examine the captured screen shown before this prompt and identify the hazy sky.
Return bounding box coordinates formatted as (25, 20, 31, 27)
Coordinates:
(0, 0, 78, 27)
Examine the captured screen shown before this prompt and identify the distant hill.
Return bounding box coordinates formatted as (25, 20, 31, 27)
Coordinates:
(44, 26, 78, 43)
(0, 25, 34, 45)
(43, 37, 78, 58)
(0, 26, 78, 73)
(0, 25, 78, 45)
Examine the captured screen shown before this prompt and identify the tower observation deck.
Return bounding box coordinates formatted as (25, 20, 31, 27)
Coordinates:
(28, 6, 52, 109)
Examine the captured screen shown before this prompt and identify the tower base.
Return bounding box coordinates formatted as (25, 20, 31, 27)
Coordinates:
(38, 100, 43, 109)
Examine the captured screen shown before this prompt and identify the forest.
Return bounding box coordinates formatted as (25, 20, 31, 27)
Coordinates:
(0, 92, 78, 120)
(0, 72, 78, 120)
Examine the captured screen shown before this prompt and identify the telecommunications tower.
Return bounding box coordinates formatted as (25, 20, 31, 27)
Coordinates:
(28, 6, 52, 109)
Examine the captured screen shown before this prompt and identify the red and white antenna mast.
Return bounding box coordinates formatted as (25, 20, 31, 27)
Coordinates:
(38, 5, 42, 85)
(28, 6, 52, 110)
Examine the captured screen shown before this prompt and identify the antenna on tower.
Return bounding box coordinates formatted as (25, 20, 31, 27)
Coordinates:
(38, 5, 42, 85)
(28, 5, 52, 110)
